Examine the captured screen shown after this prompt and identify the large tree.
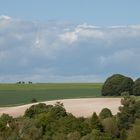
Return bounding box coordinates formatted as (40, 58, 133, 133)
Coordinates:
(102, 74, 134, 96)
(133, 78, 140, 96)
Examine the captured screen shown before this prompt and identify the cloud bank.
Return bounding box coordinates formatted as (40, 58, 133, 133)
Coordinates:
(0, 16, 140, 82)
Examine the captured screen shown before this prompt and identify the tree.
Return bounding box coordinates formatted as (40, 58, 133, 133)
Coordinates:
(127, 119, 140, 140)
(52, 133, 66, 140)
(99, 108, 112, 120)
(81, 129, 112, 140)
(102, 74, 134, 96)
(134, 100, 140, 118)
(90, 112, 103, 131)
(120, 129, 127, 140)
(117, 96, 137, 129)
(0, 119, 6, 131)
(133, 78, 140, 96)
(24, 103, 53, 118)
(102, 117, 119, 138)
(50, 102, 67, 119)
(1, 114, 13, 123)
(19, 119, 42, 140)
(35, 112, 55, 135)
(67, 131, 81, 140)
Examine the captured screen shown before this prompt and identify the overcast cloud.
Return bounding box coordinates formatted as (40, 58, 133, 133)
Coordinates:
(0, 16, 140, 82)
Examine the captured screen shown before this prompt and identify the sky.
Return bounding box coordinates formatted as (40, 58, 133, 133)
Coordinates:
(0, 0, 140, 82)
(0, 0, 140, 25)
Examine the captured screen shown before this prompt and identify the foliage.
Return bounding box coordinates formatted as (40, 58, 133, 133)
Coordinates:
(50, 102, 67, 119)
(99, 108, 113, 120)
(127, 119, 140, 140)
(1, 113, 13, 124)
(81, 129, 112, 140)
(24, 103, 53, 118)
(117, 96, 137, 129)
(90, 112, 103, 131)
(120, 129, 127, 140)
(102, 74, 134, 96)
(19, 119, 42, 140)
(102, 117, 119, 138)
(67, 131, 81, 140)
(52, 133, 67, 140)
(133, 78, 140, 96)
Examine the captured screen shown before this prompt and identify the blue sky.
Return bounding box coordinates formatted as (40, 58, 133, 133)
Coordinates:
(0, 1, 140, 82)
(0, 0, 140, 25)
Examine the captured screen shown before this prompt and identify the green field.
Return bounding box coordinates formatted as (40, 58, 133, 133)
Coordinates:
(0, 83, 102, 106)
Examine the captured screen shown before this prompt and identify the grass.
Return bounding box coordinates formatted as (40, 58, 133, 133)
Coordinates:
(0, 83, 102, 106)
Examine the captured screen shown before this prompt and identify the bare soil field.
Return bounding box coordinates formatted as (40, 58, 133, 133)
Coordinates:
(0, 98, 121, 118)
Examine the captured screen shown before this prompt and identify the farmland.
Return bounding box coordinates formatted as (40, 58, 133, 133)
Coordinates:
(0, 83, 102, 106)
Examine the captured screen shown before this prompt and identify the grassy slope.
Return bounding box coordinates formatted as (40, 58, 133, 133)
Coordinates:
(0, 83, 102, 106)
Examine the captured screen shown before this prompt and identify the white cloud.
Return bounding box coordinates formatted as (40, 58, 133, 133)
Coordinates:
(0, 16, 140, 82)
(59, 31, 78, 44)
(77, 23, 100, 29)
(77, 28, 104, 38)
(59, 24, 104, 44)
(0, 15, 11, 20)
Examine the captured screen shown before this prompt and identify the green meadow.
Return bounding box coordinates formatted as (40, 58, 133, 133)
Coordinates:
(0, 83, 102, 106)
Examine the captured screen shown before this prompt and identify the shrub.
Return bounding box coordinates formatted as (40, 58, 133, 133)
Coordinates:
(31, 98, 38, 103)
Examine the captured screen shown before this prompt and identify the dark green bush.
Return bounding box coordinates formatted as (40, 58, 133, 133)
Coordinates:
(24, 103, 53, 118)
(102, 74, 134, 96)
(31, 98, 38, 103)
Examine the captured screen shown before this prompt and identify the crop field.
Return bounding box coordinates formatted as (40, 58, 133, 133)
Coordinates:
(0, 83, 102, 106)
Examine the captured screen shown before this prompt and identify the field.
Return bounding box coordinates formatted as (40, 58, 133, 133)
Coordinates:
(0, 83, 102, 106)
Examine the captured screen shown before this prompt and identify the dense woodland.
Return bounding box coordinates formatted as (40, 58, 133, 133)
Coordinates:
(0, 74, 140, 140)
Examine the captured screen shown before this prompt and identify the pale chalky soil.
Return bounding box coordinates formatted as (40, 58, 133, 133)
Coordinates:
(0, 98, 121, 118)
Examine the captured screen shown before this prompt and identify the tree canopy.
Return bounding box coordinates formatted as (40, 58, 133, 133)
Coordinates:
(99, 108, 113, 120)
(102, 74, 134, 96)
(133, 78, 140, 96)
